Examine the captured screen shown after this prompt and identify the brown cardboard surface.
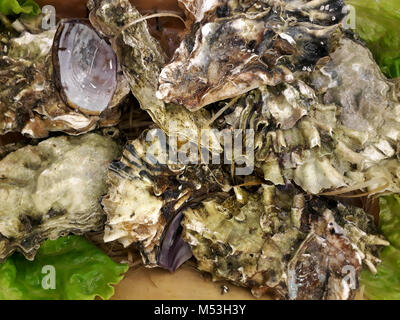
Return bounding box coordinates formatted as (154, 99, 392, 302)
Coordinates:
(111, 265, 267, 300)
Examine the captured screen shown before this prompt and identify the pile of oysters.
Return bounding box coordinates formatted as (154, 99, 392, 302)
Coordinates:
(0, 0, 399, 300)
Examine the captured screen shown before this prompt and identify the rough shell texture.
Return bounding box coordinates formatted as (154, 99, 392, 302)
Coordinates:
(157, 0, 346, 110)
(217, 38, 400, 195)
(101, 130, 230, 267)
(0, 23, 129, 138)
(0, 133, 122, 261)
(182, 184, 388, 299)
(179, 0, 345, 24)
(88, 0, 221, 150)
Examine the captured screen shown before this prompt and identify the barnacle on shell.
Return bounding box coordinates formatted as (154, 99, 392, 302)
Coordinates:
(0, 132, 122, 261)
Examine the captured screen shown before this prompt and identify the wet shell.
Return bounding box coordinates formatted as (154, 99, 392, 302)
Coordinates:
(0, 133, 122, 261)
(0, 20, 130, 138)
(217, 38, 400, 195)
(157, 0, 346, 110)
(53, 20, 118, 115)
(88, 0, 221, 151)
(101, 130, 229, 268)
(182, 184, 388, 299)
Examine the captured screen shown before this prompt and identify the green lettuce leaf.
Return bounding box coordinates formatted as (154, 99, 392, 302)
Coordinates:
(361, 246, 400, 300)
(0, 0, 40, 16)
(361, 195, 400, 300)
(346, 0, 400, 78)
(0, 236, 129, 300)
(379, 195, 400, 248)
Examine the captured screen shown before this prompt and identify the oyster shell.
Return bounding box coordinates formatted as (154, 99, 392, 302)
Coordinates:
(53, 20, 118, 115)
(0, 20, 129, 138)
(179, 0, 345, 25)
(217, 38, 400, 195)
(157, 0, 346, 110)
(0, 132, 122, 261)
(182, 184, 389, 299)
(88, 0, 220, 150)
(101, 130, 230, 267)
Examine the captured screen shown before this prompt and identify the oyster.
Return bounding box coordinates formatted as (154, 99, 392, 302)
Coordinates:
(157, 0, 346, 110)
(79, 0, 396, 301)
(53, 20, 118, 115)
(179, 0, 345, 24)
(0, 132, 122, 261)
(101, 130, 230, 268)
(182, 184, 389, 299)
(0, 20, 129, 138)
(215, 38, 400, 195)
(88, 0, 220, 150)
(157, 211, 193, 272)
